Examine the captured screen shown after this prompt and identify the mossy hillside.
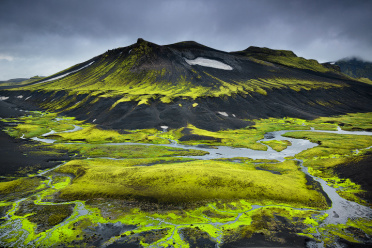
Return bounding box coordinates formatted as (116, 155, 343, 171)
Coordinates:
(17, 75, 347, 108)
(233, 46, 334, 73)
(56, 159, 327, 208)
(11, 39, 348, 107)
(0, 76, 45, 88)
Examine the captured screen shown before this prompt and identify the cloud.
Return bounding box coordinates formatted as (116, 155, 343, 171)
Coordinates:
(0, 55, 14, 61)
(0, 0, 371, 80)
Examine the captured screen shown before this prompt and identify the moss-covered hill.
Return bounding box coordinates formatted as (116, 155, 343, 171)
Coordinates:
(334, 57, 372, 81)
(1, 39, 372, 130)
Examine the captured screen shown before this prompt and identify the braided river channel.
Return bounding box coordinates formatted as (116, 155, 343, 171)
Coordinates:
(1, 117, 372, 248)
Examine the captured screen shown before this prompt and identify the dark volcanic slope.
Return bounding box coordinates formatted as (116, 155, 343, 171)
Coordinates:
(1, 39, 372, 130)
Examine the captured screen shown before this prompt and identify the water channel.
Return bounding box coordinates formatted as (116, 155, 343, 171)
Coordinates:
(1, 120, 372, 248)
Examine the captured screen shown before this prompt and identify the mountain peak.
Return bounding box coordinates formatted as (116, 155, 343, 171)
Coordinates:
(242, 46, 297, 57)
(137, 38, 146, 44)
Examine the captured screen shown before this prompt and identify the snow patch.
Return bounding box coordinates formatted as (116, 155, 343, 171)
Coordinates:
(232, 114, 236, 117)
(0, 96, 9, 101)
(25, 96, 32, 100)
(34, 61, 95, 85)
(92, 119, 96, 123)
(17, 95, 23, 99)
(160, 125, 168, 129)
(217, 111, 228, 117)
(185, 57, 233, 70)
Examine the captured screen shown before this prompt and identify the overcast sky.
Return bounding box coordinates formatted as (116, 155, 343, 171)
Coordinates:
(1, 0, 371, 80)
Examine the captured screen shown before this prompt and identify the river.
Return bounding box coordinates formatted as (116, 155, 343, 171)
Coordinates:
(1, 120, 372, 248)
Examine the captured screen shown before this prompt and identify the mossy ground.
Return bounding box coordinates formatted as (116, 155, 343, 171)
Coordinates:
(55, 159, 327, 208)
(283, 131, 372, 206)
(1, 111, 372, 247)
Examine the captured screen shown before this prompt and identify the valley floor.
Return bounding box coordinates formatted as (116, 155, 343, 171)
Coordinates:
(0, 106, 372, 247)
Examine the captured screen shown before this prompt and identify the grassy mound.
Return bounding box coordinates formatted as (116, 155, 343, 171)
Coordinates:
(56, 159, 327, 208)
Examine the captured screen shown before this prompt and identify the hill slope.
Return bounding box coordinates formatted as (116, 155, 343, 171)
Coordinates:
(334, 57, 372, 81)
(1, 39, 372, 131)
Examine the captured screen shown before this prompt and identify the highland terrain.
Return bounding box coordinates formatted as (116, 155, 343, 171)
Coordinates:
(0, 39, 372, 248)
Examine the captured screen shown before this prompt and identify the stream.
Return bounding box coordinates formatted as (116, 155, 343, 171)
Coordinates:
(1, 121, 372, 248)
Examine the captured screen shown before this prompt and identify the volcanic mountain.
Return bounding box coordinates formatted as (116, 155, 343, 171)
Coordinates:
(1, 38, 372, 131)
(333, 57, 372, 81)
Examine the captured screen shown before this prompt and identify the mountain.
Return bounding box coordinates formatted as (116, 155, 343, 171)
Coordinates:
(333, 57, 372, 81)
(1, 39, 372, 131)
(0, 76, 45, 88)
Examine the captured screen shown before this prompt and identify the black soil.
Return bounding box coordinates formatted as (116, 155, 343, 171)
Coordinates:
(335, 153, 372, 203)
(0, 104, 71, 177)
(180, 227, 216, 248)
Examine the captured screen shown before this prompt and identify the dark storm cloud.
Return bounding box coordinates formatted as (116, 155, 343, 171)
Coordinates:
(0, 0, 371, 80)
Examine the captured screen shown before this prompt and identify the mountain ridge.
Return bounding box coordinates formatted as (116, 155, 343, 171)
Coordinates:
(1, 39, 371, 131)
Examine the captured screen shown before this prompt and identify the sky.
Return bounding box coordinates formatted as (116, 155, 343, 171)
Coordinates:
(1, 0, 372, 80)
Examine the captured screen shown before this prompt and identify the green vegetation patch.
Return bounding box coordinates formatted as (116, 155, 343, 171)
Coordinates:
(283, 131, 372, 205)
(223, 206, 318, 244)
(283, 131, 372, 158)
(311, 112, 372, 131)
(56, 159, 327, 208)
(13, 41, 347, 107)
(317, 218, 372, 247)
(0, 177, 42, 196)
(50, 143, 208, 158)
(261, 140, 292, 152)
(52, 126, 168, 144)
(3, 111, 79, 139)
(15, 200, 74, 233)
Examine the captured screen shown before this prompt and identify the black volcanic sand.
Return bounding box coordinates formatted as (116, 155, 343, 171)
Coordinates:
(335, 152, 372, 204)
(222, 233, 310, 248)
(0, 123, 71, 177)
(2, 82, 372, 132)
(0, 102, 70, 177)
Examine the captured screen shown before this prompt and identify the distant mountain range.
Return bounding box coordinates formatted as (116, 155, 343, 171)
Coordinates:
(334, 57, 372, 81)
(1, 39, 371, 130)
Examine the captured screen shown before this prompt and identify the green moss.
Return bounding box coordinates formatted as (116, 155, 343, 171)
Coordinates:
(49, 143, 207, 158)
(15, 201, 74, 232)
(1, 111, 372, 247)
(283, 131, 372, 158)
(311, 112, 372, 131)
(55, 159, 327, 208)
(262, 140, 291, 152)
(0, 177, 41, 195)
(3, 112, 79, 139)
(53, 126, 168, 144)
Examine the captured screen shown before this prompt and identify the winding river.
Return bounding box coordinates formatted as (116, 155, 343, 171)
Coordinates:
(1, 120, 372, 248)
